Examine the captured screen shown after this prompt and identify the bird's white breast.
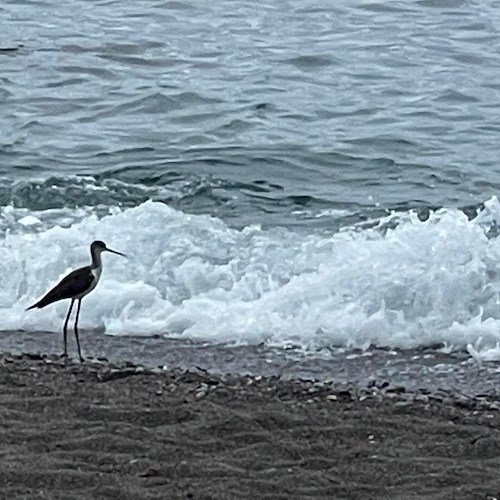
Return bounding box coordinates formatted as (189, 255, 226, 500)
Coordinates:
(91, 267, 102, 282)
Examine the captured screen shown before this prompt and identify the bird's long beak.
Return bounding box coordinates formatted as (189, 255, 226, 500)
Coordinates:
(107, 248, 127, 257)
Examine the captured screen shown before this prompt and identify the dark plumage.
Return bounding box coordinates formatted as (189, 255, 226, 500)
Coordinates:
(27, 240, 126, 362)
(27, 267, 95, 309)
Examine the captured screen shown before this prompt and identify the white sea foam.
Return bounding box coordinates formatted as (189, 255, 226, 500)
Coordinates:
(4, 197, 500, 360)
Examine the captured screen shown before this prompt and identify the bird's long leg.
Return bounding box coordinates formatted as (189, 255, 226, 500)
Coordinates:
(74, 299, 84, 363)
(63, 299, 75, 360)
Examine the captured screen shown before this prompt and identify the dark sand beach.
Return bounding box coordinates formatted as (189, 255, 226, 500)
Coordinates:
(1, 354, 500, 500)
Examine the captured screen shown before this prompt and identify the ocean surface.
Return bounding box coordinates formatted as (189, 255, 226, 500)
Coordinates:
(3, 0, 500, 390)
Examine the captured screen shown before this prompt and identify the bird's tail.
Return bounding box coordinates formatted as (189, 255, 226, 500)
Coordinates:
(26, 297, 50, 310)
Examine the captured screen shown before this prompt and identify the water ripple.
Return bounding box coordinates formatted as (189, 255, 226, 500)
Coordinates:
(1, 0, 500, 226)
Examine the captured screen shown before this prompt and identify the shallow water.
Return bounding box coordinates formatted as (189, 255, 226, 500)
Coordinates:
(3, 329, 500, 398)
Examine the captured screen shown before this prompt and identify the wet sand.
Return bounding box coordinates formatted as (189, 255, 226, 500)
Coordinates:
(1, 354, 500, 499)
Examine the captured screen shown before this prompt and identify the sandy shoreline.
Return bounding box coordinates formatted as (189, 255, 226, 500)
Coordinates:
(1, 354, 500, 499)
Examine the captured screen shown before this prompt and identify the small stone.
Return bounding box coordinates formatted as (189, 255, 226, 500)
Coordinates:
(326, 394, 338, 401)
(429, 394, 444, 403)
(383, 392, 399, 399)
(414, 394, 429, 404)
(385, 386, 406, 394)
(195, 388, 208, 399)
(23, 353, 44, 361)
(138, 467, 160, 478)
(455, 397, 474, 410)
(337, 390, 352, 401)
(394, 401, 412, 408)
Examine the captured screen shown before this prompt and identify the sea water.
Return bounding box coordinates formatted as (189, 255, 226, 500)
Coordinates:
(3, 0, 500, 387)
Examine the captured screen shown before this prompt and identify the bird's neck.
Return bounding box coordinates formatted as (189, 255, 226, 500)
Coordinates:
(90, 248, 103, 270)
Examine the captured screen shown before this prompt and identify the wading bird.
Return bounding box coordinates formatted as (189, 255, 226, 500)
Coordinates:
(27, 240, 126, 362)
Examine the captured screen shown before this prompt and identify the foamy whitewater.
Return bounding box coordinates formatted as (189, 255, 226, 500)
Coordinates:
(3, 196, 500, 361)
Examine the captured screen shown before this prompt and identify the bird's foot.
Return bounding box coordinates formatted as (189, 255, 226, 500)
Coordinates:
(60, 353, 69, 363)
(79, 356, 85, 364)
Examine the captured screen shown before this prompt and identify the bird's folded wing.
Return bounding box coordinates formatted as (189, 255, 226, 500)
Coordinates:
(32, 267, 95, 308)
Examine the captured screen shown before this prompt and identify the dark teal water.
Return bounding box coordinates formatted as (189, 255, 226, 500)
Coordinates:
(3, 0, 500, 228)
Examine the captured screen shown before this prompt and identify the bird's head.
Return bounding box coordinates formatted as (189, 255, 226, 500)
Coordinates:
(91, 240, 126, 257)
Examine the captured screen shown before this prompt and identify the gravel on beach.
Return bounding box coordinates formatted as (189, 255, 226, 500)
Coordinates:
(1, 353, 500, 499)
